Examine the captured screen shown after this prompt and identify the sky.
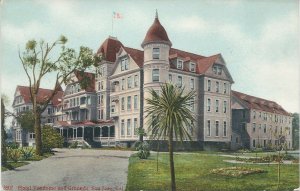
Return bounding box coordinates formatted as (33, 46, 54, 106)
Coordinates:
(0, 0, 299, 119)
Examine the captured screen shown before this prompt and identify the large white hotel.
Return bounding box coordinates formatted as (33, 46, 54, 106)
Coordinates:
(11, 13, 293, 150)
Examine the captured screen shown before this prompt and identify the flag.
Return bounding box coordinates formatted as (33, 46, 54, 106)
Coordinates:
(113, 12, 123, 19)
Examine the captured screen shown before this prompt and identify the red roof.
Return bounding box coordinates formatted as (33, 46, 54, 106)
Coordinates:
(197, 54, 220, 74)
(142, 15, 172, 47)
(74, 70, 95, 92)
(123, 47, 144, 68)
(232, 90, 290, 115)
(170, 48, 205, 61)
(97, 37, 123, 62)
(15, 86, 63, 106)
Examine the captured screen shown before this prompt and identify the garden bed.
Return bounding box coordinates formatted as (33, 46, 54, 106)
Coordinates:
(210, 166, 266, 177)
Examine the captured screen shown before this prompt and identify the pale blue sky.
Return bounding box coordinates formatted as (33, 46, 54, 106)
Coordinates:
(1, 0, 299, 114)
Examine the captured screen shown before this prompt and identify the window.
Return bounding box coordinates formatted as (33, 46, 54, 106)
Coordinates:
(253, 111, 256, 119)
(127, 119, 131, 136)
(215, 100, 219, 112)
(224, 83, 227, 94)
(121, 58, 128, 71)
(134, 118, 138, 135)
(259, 112, 261, 118)
(47, 118, 51, 123)
(169, 74, 172, 82)
(87, 96, 91, 105)
(207, 120, 211, 136)
(223, 101, 227, 113)
(125, 58, 129, 70)
(111, 105, 115, 113)
(121, 97, 125, 111)
(121, 79, 125, 90)
(98, 95, 101, 105)
(236, 137, 239, 143)
(253, 139, 256, 147)
(100, 94, 104, 106)
(153, 48, 160, 59)
(207, 80, 211, 91)
(223, 121, 227, 136)
(216, 121, 219, 136)
(127, 96, 131, 110)
(190, 62, 195, 72)
(134, 75, 138, 87)
(264, 140, 266, 147)
(77, 97, 79, 106)
(134, 95, 138, 110)
(100, 109, 104, 120)
(242, 110, 246, 119)
(213, 66, 217, 74)
(177, 60, 183, 69)
(216, 81, 219, 92)
(190, 79, 194, 90)
(121, 120, 125, 136)
(252, 123, 256, 132)
(152, 69, 159, 82)
(217, 66, 222, 75)
(207, 98, 211, 112)
(100, 81, 104, 90)
(48, 108, 51, 114)
(127, 76, 132, 89)
(177, 76, 182, 88)
(264, 124, 267, 133)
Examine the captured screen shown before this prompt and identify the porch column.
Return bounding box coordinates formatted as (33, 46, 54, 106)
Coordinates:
(92, 127, 95, 141)
(82, 126, 85, 139)
(108, 126, 110, 138)
(76, 127, 78, 139)
(73, 128, 75, 139)
(66, 128, 68, 139)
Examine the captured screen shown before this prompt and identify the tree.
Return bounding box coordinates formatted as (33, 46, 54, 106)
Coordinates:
(16, 110, 35, 132)
(42, 125, 63, 153)
(145, 83, 195, 191)
(19, 36, 100, 156)
(1, 98, 8, 165)
(292, 113, 299, 149)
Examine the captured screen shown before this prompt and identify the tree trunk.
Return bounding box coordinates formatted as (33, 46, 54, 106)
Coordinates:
(1, 100, 7, 165)
(33, 94, 43, 156)
(169, 129, 176, 191)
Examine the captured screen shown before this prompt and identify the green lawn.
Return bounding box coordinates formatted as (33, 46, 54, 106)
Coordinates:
(126, 152, 299, 191)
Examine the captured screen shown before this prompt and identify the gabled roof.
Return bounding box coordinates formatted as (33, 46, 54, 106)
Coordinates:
(74, 70, 95, 92)
(97, 36, 123, 62)
(15, 86, 63, 106)
(123, 47, 144, 68)
(197, 54, 220, 74)
(170, 48, 205, 61)
(232, 90, 290, 115)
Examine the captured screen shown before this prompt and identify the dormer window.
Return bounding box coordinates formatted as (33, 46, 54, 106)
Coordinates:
(213, 66, 217, 74)
(217, 66, 222, 75)
(177, 60, 183, 70)
(190, 62, 195, 72)
(153, 48, 160, 59)
(121, 58, 129, 71)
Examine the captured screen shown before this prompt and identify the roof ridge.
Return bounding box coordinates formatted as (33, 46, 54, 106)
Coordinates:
(232, 90, 277, 104)
(170, 47, 205, 58)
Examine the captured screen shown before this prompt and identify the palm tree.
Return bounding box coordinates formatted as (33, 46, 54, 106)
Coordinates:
(145, 83, 196, 191)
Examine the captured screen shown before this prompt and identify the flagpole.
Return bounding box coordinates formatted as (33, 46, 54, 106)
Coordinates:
(112, 13, 114, 36)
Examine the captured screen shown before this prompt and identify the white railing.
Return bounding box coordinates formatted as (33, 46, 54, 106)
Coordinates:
(93, 137, 116, 146)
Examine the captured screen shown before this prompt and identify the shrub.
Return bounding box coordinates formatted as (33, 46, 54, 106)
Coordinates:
(7, 142, 19, 149)
(20, 147, 34, 160)
(135, 141, 150, 159)
(7, 148, 21, 162)
(69, 141, 78, 149)
(42, 125, 64, 152)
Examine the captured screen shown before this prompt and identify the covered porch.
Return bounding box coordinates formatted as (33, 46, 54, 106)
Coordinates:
(54, 121, 115, 147)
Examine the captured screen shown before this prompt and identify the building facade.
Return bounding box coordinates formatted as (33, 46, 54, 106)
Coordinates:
(12, 86, 63, 146)
(12, 13, 293, 150)
(231, 90, 293, 150)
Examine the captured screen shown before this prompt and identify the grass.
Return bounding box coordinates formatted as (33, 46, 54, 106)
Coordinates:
(1, 162, 30, 172)
(126, 152, 299, 191)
